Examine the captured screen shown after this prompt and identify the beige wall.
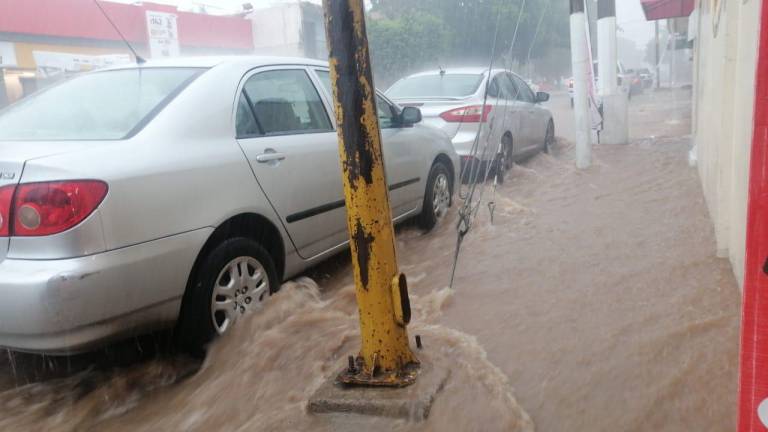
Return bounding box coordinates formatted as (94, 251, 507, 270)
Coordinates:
(249, 4, 304, 57)
(692, 0, 760, 289)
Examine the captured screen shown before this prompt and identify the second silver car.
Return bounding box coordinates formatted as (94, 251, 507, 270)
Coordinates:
(386, 67, 555, 183)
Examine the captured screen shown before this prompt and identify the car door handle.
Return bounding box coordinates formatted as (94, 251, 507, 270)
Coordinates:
(255, 152, 287, 163)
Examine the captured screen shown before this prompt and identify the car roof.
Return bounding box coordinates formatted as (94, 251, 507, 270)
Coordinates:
(107, 55, 329, 70)
(403, 67, 518, 78)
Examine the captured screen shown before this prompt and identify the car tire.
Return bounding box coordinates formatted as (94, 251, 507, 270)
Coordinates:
(175, 237, 278, 352)
(543, 120, 555, 154)
(418, 161, 452, 231)
(495, 134, 513, 185)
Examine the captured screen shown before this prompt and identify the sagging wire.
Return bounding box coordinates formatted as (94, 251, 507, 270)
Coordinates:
(485, 0, 528, 226)
(93, 0, 146, 64)
(449, 0, 530, 289)
(449, 7, 504, 289)
(526, 0, 550, 79)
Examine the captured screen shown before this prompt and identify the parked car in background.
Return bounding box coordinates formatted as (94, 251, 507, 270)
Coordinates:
(637, 67, 654, 89)
(624, 69, 645, 96)
(0, 56, 459, 354)
(386, 67, 555, 184)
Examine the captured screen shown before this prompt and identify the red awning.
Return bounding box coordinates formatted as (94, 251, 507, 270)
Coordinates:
(0, 0, 253, 51)
(640, 0, 695, 21)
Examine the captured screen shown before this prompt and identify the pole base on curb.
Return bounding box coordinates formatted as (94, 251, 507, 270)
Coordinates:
(337, 360, 420, 387)
(308, 358, 449, 421)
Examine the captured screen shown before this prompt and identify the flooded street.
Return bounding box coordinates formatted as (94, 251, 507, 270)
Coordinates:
(0, 89, 740, 431)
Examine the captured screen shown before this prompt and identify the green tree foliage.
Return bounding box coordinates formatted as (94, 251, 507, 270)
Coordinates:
(367, 12, 450, 88)
(367, 0, 570, 84)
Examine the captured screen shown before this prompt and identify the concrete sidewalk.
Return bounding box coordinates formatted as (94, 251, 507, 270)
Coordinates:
(413, 88, 740, 431)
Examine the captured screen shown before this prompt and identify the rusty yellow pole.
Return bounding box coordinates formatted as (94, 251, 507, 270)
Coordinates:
(322, 0, 419, 387)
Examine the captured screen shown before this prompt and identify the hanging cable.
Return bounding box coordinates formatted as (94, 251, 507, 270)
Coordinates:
(483, 0, 528, 226)
(449, 0, 531, 288)
(449, 7, 504, 289)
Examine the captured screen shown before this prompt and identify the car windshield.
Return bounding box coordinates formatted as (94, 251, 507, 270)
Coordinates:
(386, 73, 484, 99)
(0, 68, 201, 141)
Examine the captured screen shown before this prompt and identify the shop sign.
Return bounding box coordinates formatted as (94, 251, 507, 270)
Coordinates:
(146, 11, 180, 58)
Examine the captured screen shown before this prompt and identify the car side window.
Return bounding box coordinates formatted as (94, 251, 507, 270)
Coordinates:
(512, 75, 535, 103)
(377, 95, 397, 129)
(236, 92, 261, 138)
(488, 74, 504, 98)
(500, 74, 518, 100)
(242, 69, 332, 135)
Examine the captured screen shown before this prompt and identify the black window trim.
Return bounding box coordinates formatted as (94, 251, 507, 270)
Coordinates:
(236, 89, 265, 138)
(376, 94, 399, 129)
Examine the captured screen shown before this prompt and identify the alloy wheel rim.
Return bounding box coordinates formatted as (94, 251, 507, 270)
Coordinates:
(211, 256, 269, 334)
(432, 173, 450, 219)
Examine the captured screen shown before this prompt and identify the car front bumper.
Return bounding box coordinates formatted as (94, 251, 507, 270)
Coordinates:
(0, 229, 210, 354)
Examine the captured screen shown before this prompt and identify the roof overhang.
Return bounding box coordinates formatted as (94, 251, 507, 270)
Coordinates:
(640, 0, 695, 21)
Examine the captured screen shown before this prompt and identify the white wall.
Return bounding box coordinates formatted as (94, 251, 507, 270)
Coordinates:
(693, 0, 761, 289)
(247, 2, 327, 60)
(249, 3, 304, 57)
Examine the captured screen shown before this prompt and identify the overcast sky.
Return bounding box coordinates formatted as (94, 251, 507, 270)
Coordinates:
(616, 0, 656, 48)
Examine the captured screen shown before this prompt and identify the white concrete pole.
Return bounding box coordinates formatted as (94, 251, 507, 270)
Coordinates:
(655, 21, 660, 89)
(597, 0, 617, 96)
(597, 0, 627, 145)
(570, 0, 591, 168)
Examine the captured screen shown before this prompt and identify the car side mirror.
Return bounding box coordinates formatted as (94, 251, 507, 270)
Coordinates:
(536, 92, 550, 103)
(400, 106, 422, 125)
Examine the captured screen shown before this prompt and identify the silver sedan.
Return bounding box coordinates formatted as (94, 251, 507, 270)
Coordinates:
(386, 67, 555, 183)
(0, 56, 459, 354)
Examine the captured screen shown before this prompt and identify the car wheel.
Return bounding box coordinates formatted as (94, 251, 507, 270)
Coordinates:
(543, 120, 555, 154)
(176, 237, 278, 351)
(418, 161, 452, 231)
(495, 135, 513, 184)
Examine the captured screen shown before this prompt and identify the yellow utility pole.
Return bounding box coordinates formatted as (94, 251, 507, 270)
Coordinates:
(322, 0, 419, 387)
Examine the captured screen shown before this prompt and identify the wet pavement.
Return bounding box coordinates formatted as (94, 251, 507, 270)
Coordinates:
(0, 89, 740, 431)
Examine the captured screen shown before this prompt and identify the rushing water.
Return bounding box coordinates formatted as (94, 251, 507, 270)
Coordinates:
(0, 90, 741, 431)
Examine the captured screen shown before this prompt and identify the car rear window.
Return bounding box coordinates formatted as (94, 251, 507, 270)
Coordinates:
(386, 73, 484, 99)
(0, 67, 203, 141)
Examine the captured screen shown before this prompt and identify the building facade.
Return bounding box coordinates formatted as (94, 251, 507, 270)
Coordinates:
(690, 0, 761, 288)
(0, 0, 253, 107)
(248, 1, 327, 60)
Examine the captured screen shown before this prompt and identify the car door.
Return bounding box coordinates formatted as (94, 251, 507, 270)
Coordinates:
(510, 74, 539, 151)
(517, 74, 550, 148)
(485, 73, 509, 159)
(498, 73, 524, 157)
(312, 69, 422, 217)
(235, 66, 348, 259)
(375, 94, 423, 217)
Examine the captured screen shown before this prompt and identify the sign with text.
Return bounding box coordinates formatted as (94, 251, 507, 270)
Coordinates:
(0, 42, 17, 68)
(146, 11, 180, 58)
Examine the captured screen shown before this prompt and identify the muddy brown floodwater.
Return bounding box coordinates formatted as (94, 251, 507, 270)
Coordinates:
(0, 89, 740, 431)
